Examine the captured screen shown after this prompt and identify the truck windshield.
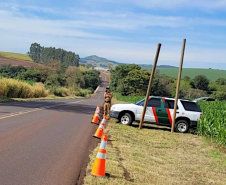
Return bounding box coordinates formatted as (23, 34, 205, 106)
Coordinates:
(135, 99, 145, 106)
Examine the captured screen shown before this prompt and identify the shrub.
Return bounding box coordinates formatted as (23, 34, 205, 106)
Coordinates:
(32, 83, 49, 98)
(0, 78, 48, 98)
(52, 87, 72, 97)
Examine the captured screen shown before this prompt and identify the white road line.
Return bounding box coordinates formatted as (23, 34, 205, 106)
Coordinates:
(0, 100, 85, 120)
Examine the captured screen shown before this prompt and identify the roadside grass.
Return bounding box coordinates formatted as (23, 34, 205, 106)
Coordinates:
(0, 95, 83, 103)
(0, 51, 33, 62)
(84, 98, 226, 185)
(114, 93, 144, 103)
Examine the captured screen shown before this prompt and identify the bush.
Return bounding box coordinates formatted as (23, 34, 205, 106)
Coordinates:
(52, 87, 72, 97)
(0, 78, 48, 98)
(74, 89, 92, 97)
(32, 83, 49, 98)
(212, 91, 226, 100)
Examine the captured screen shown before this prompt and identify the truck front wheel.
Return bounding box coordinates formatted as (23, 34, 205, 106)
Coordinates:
(120, 112, 133, 126)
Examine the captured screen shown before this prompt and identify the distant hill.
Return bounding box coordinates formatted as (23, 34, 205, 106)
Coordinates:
(80, 55, 176, 69)
(79, 55, 121, 68)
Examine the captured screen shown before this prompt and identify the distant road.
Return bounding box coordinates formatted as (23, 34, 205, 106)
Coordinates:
(0, 72, 109, 185)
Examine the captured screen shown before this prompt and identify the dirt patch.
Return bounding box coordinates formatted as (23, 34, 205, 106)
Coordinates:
(0, 56, 38, 68)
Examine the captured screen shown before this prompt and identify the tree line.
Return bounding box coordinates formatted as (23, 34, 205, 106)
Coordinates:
(28, 43, 79, 67)
(0, 64, 100, 97)
(110, 64, 226, 100)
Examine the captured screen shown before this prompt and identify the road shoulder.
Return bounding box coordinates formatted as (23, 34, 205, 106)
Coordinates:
(84, 98, 226, 185)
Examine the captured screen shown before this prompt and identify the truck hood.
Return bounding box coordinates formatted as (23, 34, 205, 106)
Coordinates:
(111, 103, 138, 111)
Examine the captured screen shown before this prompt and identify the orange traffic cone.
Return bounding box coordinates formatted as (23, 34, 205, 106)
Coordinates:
(93, 105, 101, 118)
(91, 135, 109, 178)
(93, 116, 107, 139)
(91, 112, 100, 124)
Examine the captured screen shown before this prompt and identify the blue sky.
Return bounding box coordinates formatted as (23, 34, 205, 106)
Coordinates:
(0, 0, 226, 69)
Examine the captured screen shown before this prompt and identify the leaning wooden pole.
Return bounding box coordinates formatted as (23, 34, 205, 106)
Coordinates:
(171, 39, 186, 133)
(139, 43, 162, 129)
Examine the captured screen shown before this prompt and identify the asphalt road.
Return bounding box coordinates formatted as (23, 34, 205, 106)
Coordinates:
(0, 72, 109, 185)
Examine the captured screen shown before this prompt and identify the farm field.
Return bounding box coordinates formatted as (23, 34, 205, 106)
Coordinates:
(0, 51, 33, 62)
(84, 98, 226, 185)
(158, 68, 226, 81)
(0, 52, 37, 68)
(198, 101, 226, 145)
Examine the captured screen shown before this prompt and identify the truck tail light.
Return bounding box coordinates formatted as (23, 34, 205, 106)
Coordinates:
(200, 114, 202, 118)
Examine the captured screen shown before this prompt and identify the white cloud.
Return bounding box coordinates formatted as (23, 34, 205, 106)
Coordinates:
(113, 0, 226, 10)
(0, 1, 226, 69)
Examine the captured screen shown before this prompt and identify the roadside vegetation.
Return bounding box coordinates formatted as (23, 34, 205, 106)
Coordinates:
(0, 64, 100, 100)
(110, 64, 226, 101)
(198, 101, 226, 146)
(0, 43, 101, 101)
(84, 98, 226, 185)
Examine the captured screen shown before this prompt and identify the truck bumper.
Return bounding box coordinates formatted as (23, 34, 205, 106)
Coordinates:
(110, 110, 120, 119)
(190, 121, 197, 128)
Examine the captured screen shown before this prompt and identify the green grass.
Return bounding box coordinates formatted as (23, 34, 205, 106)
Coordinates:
(159, 68, 226, 81)
(114, 93, 145, 103)
(143, 68, 226, 81)
(198, 101, 226, 146)
(84, 98, 226, 185)
(0, 51, 33, 62)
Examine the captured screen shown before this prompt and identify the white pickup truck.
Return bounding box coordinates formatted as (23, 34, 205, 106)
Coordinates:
(110, 96, 202, 133)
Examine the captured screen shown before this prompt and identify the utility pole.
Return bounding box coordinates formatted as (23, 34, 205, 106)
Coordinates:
(139, 43, 162, 129)
(171, 39, 186, 133)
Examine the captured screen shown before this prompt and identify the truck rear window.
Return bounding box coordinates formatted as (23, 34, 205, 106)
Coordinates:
(181, 101, 201, 112)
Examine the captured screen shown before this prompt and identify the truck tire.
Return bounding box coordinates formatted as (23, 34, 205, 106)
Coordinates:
(120, 112, 133, 126)
(175, 120, 189, 133)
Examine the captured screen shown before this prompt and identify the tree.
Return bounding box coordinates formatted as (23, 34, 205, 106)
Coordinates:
(29, 43, 42, 62)
(183, 76, 190, 81)
(110, 64, 141, 92)
(65, 66, 82, 90)
(86, 64, 93, 69)
(82, 70, 100, 90)
(216, 78, 226, 85)
(107, 63, 114, 72)
(193, 75, 209, 91)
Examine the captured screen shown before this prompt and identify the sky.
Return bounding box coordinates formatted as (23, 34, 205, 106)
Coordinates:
(0, 0, 226, 69)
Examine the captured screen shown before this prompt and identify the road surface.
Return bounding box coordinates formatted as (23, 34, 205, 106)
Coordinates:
(0, 72, 109, 185)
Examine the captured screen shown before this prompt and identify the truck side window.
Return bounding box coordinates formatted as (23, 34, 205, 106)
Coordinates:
(147, 98, 161, 108)
(164, 100, 178, 109)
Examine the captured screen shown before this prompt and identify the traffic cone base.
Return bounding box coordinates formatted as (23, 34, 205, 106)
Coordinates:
(91, 158, 110, 178)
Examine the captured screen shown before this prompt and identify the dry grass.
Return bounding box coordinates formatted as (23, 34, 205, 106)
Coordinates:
(0, 78, 48, 98)
(0, 51, 33, 62)
(84, 98, 226, 185)
(79, 66, 90, 72)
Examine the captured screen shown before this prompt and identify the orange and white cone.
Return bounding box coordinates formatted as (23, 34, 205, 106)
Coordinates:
(91, 135, 109, 178)
(93, 116, 107, 139)
(92, 105, 101, 119)
(91, 112, 100, 124)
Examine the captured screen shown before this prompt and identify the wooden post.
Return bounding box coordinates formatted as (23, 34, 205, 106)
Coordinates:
(139, 43, 162, 129)
(171, 39, 186, 133)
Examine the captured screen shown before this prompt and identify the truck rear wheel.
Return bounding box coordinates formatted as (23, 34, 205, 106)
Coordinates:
(175, 120, 189, 133)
